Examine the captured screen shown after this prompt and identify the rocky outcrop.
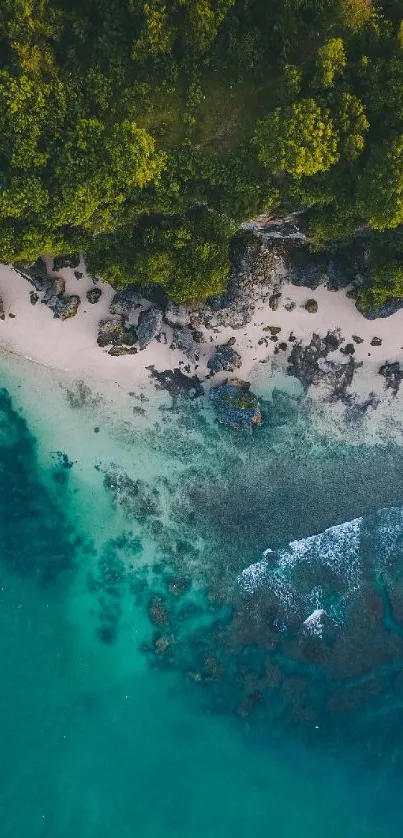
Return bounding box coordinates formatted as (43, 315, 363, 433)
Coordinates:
(171, 326, 198, 360)
(147, 366, 204, 398)
(356, 298, 403, 319)
(207, 342, 242, 374)
(86, 287, 102, 304)
(109, 286, 142, 319)
(48, 294, 80, 320)
(137, 306, 163, 349)
(287, 331, 362, 402)
(43, 276, 65, 301)
(287, 331, 342, 388)
(97, 317, 136, 348)
(210, 380, 262, 429)
(52, 254, 80, 271)
(379, 361, 403, 395)
(164, 302, 189, 329)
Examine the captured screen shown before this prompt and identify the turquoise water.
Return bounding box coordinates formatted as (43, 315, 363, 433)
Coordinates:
(1, 355, 403, 837)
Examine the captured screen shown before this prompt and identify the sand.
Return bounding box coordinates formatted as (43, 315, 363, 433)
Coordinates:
(0, 258, 402, 403)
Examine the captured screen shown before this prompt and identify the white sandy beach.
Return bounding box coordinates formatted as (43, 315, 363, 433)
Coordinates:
(0, 258, 403, 405)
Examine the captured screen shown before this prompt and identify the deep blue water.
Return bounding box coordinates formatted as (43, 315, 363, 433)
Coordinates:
(1, 362, 403, 837)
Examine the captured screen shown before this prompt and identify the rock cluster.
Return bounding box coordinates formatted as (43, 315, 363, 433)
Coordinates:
(287, 331, 362, 402)
(379, 361, 403, 395)
(97, 318, 137, 352)
(207, 342, 242, 374)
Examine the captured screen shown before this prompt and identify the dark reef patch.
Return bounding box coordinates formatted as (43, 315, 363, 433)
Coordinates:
(0, 388, 81, 584)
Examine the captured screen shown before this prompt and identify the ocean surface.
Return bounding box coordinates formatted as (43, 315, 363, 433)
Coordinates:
(1, 352, 403, 838)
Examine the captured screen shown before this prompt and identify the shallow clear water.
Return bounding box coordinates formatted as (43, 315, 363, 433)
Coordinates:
(1, 353, 403, 838)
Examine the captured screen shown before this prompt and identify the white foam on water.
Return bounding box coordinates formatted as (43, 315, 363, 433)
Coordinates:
(238, 518, 364, 625)
(302, 609, 326, 638)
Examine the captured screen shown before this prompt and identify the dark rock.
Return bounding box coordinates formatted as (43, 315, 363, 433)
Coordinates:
(287, 331, 341, 388)
(42, 276, 65, 302)
(191, 329, 204, 344)
(287, 332, 361, 402)
(109, 286, 142, 318)
(269, 292, 281, 311)
(9, 313, 16, 319)
(147, 366, 204, 398)
(16, 258, 49, 291)
(171, 326, 198, 359)
(210, 380, 263, 429)
(356, 297, 403, 319)
(74, 271, 83, 280)
(278, 342, 288, 351)
(97, 318, 136, 348)
(137, 306, 163, 349)
(108, 346, 138, 356)
(340, 343, 355, 355)
(207, 343, 242, 374)
(379, 361, 403, 396)
(164, 302, 189, 328)
(86, 287, 102, 304)
(370, 337, 382, 347)
(30, 291, 39, 305)
(48, 294, 80, 320)
(52, 254, 80, 271)
(0, 296, 4, 321)
(352, 335, 364, 344)
(305, 298, 318, 314)
(263, 325, 281, 335)
(284, 301, 296, 312)
(148, 596, 170, 627)
(289, 248, 327, 289)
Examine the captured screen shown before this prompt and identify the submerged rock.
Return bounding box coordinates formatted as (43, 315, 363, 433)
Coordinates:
(147, 365, 204, 398)
(210, 380, 262, 429)
(207, 342, 242, 374)
(137, 306, 163, 349)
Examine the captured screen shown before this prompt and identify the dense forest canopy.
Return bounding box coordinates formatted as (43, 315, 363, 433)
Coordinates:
(0, 0, 403, 302)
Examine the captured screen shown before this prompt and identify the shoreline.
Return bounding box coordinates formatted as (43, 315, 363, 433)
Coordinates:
(1, 258, 403, 408)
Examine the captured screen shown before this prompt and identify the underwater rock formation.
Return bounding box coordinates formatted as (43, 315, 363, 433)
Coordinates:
(210, 380, 262, 429)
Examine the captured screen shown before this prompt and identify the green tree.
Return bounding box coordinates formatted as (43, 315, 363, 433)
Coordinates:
(254, 98, 339, 178)
(316, 38, 347, 89)
(357, 136, 403, 230)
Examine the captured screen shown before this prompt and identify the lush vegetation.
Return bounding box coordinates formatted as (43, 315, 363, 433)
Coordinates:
(0, 1, 403, 301)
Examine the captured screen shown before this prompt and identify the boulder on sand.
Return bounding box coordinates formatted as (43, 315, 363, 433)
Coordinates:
(137, 306, 163, 349)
